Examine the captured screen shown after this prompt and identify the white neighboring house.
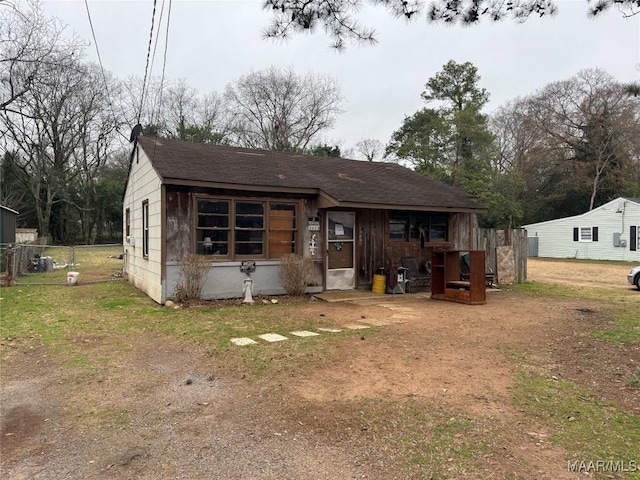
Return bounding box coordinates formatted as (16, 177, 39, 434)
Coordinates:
(524, 197, 640, 261)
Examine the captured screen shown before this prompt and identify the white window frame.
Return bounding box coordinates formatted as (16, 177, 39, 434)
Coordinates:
(578, 226, 594, 243)
(631, 225, 639, 252)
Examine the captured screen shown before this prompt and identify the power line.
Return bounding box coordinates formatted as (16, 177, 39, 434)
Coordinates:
(83, 0, 128, 141)
(151, 0, 172, 164)
(149, 0, 166, 84)
(155, 0, 172, 128)
(138, 0, 158, 125)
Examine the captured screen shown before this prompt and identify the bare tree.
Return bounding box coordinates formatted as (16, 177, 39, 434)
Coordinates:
(163, 80, 229, 143)
(119, 76, 230, 144)
(225, 67, 343, 151)
(490, 99, 547, 174)
(354, 138, 385, 161)
(490, 69, 640, 222)
(526, 69, 640, 210)
(0, 0, 82, 114)
(72, 66, 123, 243)
(1, 53, 121, 242)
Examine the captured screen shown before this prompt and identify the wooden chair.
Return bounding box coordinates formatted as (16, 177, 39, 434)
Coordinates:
(401, 258, 431, 292)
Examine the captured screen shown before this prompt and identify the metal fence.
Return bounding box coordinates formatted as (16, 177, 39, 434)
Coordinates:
(3, 244, 124, 286)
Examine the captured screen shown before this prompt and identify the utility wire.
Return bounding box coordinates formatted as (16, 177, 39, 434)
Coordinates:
(138, 0, 158, 125)
(151, 0, 172, 165)
(148, 0, 167, 128)
(149, 0, 166, 86)
(155, 0, 172, 128)
(84, 0, 129, 141)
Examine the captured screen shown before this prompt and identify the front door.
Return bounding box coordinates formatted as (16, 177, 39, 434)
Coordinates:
(325, 211, 355, 290)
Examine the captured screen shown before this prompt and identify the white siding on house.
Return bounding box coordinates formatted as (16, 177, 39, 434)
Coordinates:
(123, 146, 163, 303)
(524, 198, 640, 261)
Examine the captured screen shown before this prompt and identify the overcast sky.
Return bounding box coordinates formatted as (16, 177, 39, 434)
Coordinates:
(42, 0, 639, 153)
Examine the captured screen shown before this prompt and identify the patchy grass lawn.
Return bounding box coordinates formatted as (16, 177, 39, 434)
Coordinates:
(1, 265, 639, 479)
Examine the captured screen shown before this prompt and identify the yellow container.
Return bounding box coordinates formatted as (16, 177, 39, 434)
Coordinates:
(372, 274, 386, 294)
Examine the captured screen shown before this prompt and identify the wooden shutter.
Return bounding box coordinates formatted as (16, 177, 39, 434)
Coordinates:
(573, 227, 579, 242)
(269, 209, 295, 257)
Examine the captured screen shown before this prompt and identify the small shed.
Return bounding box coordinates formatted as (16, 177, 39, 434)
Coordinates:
(524, 197, 640, 261)
(16, 228, 38, 244)
(0, 205, 18, 245)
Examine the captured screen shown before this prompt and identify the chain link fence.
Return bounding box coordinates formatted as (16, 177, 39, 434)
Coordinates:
(4, 244, 124, 286)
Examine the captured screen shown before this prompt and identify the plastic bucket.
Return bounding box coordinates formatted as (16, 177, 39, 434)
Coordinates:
(372, 274, 386, 294)
(67, 271, 80, 286)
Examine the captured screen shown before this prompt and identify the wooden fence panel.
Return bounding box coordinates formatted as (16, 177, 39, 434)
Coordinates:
(473, 228, 527, 284)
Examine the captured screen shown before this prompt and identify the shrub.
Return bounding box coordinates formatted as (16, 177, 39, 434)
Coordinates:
(174, 253, 210, 303)
(277, 254, 313, 296)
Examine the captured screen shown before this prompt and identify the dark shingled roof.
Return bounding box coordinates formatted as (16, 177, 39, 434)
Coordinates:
(137, 136, 484, 212)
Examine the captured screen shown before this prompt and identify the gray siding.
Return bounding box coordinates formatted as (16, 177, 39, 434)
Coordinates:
(0, 206, 17, 244)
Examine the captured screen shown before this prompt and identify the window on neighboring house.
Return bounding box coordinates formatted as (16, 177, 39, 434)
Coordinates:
(125, 208, 130, 238)
(631, 226, 638, 252)
(142, 200, 149, 257)
(573, 226, 598, 243)
(389, 211, 449, 243)
(196, 198, 297, 259)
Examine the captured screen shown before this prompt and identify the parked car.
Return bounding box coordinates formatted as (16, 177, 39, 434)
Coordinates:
(628, 265, 640, 290)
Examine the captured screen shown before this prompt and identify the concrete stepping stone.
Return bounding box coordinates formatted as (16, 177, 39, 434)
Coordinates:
(290, 330, 320, 338)
(230, 337, 258, 346)
(317, 327, 342, 333)
(258, 333, 288, 342)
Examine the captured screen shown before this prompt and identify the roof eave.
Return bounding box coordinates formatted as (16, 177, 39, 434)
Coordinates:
(162, 177, 319, 195)
(318, 196, 485, 213)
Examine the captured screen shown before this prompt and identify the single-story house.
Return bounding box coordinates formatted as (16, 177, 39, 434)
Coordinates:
(524, 197, 640, 261)
(123, 136, 485, 303)
(0, 205, 18, 245)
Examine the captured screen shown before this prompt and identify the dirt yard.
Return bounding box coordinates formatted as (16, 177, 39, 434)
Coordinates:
(1, 259, 638, 479)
